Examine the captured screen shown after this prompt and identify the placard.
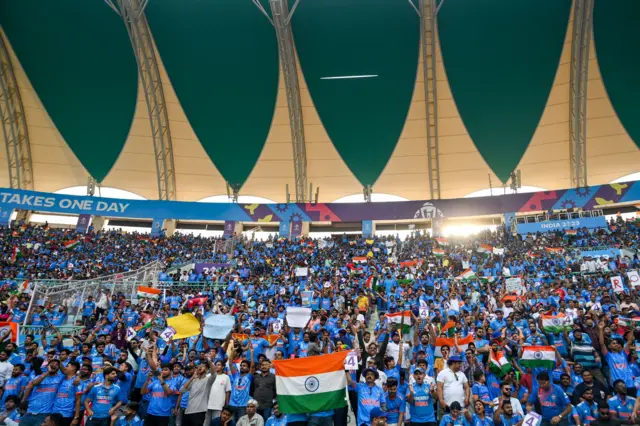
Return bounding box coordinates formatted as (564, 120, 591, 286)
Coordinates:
(344, 351, 358, 370)
(522, 412, 541, 426)
(505, 277, 523, 295)
(611, 275, 624, 293)
(627, 270, 640, 288)
(419, 307, 429, 319)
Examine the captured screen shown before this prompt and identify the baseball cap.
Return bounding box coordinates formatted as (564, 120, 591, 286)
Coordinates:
(369, 408, 387, 421)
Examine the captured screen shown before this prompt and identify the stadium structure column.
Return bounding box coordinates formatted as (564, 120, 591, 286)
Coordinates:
(108, 0, 177, 201)
(0, 30, 34, 191)
(91, 216, 107, 232)
(412, 0, 441, 199)
(162, 219, 177, 236)
(569, 0, 593, 188)
(256, 0, 308, 202)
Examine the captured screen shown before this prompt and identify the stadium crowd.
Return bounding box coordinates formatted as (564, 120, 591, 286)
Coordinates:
(0, 216, 639, 426)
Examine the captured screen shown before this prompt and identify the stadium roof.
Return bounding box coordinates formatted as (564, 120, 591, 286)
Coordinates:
(0, 0, 638, 203)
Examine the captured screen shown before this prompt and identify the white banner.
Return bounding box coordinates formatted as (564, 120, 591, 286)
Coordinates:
(493, 247, 505, 255)
(611, 275, 625, 293)
(505, 277, 523, 295)
(286, 307, 311, 328)
(627, 270, 640, 288)
(295, 267, 308, 277)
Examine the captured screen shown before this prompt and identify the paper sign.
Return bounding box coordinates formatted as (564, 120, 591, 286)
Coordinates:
(627, 270, 640, 288)
(286, 307, 311, 329)
(419, 307, 429, 319)
(167, 313, 201, 340)
(203, 314, 235, 340)
(505, 277, 523, 295)
(272, 320, 283, 333)
(301, 291, 313, 307)
(295, 267, 308, 277)
(344, 351, 358, 370)
(160, 327, 177, 342)
(611, 275, 624, 293)
(522, 412, 541, 426)
(126, 327, 136, 341)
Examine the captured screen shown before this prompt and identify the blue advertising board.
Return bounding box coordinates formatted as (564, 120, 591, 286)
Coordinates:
(362, 220, 373, 237)
(516, 216, 607, 234)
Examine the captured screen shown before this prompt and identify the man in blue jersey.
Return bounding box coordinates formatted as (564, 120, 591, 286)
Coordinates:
(528, 371, 572, 426)
(20, 358, 63, 426)
(114, 402, 144, 426)
(407, 367, 436, 426)
(1, 364, 27, 405)
(229, 355, 255, 422)
(345, 368, 386, 426)
(51, 360, 81, 426)
(384, 378, 405, 426)
(85, 366, 122, 426)
(142, 365, 176, 426)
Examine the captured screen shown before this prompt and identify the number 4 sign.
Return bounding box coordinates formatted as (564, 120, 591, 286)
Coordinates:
(344, 351, 358, 370)
(522, 412, 541, 426)
(611, 276, 624, 293)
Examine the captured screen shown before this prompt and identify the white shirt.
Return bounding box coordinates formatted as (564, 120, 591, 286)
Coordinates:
(436, 369, 467, 407)
(207, 373, 231, 410)
(386, 342, 412, 368)
(0, 361, 13, 386)
(492, 396, 524, 417)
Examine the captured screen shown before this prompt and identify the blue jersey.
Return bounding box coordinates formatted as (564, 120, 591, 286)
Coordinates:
(82, 301, 96, 317)
(52, 377, 79, 417)
(463, 415, 495, 426)
(576, 400, 598, 425)
(115, 415, 144, 426)
(472, 383, 493, 416)
(265, 415, 287, 426)
(439, 414, 465, 426)
(496, 414, 523, 426)
(384, 393, 406, 424)
(608, 395, 636, 421)
(528, 384, 570, 421)
(605, 351, 634, 388)
(1, 375, 27, 404)
(134, 359, 151, 388)
(117, 372, 133, 404)
(408, 382, 436, 423)
(27, 373, 64, 414)
(147, 379, 176, 417)
(87, 383, 121, 419)
(356, 383, 385, 426)
(229, 372, 253, 407)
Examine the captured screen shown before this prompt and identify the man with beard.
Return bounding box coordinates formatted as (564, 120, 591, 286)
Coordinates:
(345, 368, 386, 426)
(85, 366, 122, 426)
(51, 360, 80, 426)
(575, 388, 598, 425)
(175, 365, 195, 426)
(0, 364, 27, 405)
(181, 356, 217, 426)
(20, 358, 63, 426)
(142, 365, 176, 426)
(264, 402, 286, 426)
(573, 369, 608, 406)
(491, 382, 524, 417)
(492, 399, 523, 426)
(608, 379, 636, 422)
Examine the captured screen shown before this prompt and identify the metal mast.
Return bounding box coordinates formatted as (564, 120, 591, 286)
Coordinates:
(106, 0, 177, 201)
(569, 0, 593, 188)
(0, 30, 33, 190)
(409, 0, 441, 199)
(254, 0, 308, 202)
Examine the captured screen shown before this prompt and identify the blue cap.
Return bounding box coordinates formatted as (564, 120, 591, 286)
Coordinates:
(369, 408, 388, 421)
(414, 367, 426, 374)
(447, 355, 463, 364)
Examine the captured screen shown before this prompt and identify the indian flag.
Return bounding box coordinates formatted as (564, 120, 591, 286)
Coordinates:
(435, 237, 449, 246)
(456, 269, 476, 281)
(435, 335, 473, 358)
(441, 321, 456, 337)
(352, 257, 367, 264)
(10, 246, 21, 263)
(478, 244, 493, 254)
(433, 248, 445, 257)
(365, 276, 379, 291)
(489, 351, 511, 376)
(541, 313, 572, 333)
(0, 322, 19, 343)
(480, 276, 495, 284)
(137, 286, 161, 300)
(527, 251, 541, 258)
(274, 351, 348, 414)
(520, 346, 556, 369)
(386, 311, 412, 334)
(565, 229, 578, 236)
(545, 247, 563, 253)
(64, 239, 80, 250)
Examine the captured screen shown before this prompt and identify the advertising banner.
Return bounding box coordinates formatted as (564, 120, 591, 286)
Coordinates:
(150, 218, 164, 237)
(516, 216, 607, 234)
(279, 221, 290, 238)
(75, 214, 91, 233)
(223, 220, 235, 237)
(362, 220, 373, 237)
(291, 220, 303, 238)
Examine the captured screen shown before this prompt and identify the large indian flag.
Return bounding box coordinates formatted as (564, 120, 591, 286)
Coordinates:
(137, 286, 161, 299)
(435, 335, 473, 358)
(520, 346, 556, 369)
(274, 351, 348, 414)
(478, 244, 493, 254)
(541, 313, 572, 333)
(386, 311, 412, 334)
(456, 269, 476, 281)
(433, 248, 445, 257)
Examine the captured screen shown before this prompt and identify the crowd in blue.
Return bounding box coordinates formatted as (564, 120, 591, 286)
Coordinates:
(0, 217, 638, 426)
